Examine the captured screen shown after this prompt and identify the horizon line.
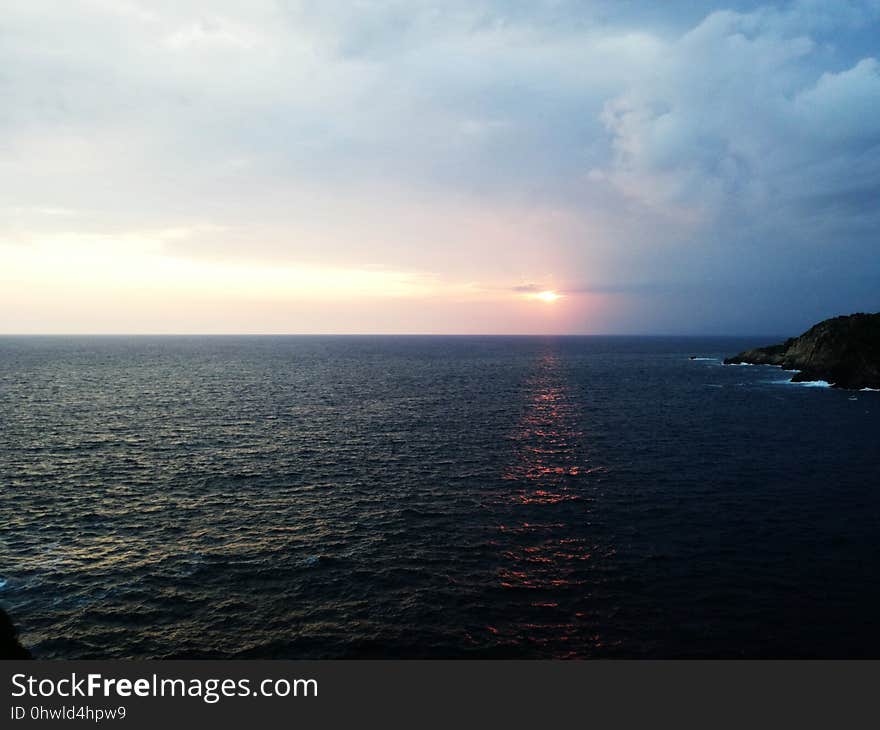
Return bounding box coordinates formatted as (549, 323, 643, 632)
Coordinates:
(0, 332, 788, 338)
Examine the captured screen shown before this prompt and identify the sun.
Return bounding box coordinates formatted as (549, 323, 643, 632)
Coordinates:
(530, 290, 562, 303)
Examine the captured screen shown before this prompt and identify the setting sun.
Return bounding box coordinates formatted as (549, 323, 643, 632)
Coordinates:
(531, 290, 562, 303)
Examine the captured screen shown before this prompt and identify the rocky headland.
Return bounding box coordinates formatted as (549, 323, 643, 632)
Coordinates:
(724, 313, 880, 390)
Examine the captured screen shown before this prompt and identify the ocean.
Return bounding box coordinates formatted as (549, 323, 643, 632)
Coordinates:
(1, 335, 878, 658)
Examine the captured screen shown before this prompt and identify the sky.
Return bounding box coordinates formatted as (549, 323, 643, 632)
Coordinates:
(1, 0, 879, 334)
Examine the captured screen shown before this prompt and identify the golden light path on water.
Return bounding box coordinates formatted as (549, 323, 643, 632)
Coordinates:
(488, 347, 613, 657)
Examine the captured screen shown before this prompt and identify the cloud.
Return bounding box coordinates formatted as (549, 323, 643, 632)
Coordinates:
(596, 3, 880, 229)
(1, 1, 879, 333)
(511, 283, 543, 293)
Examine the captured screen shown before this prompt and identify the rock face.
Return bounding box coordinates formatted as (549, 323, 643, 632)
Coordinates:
(724, 313, 880, 390)
(1, 608, 31, 659)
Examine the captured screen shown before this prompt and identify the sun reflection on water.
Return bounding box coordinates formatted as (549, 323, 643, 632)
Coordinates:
(502, 351, 596, 504)
(483, 348, 615, 656)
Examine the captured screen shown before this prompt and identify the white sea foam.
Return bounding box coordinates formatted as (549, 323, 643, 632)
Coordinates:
(861, 387, 880, 392)
(771, 378, 832, 388)
(0, 578, 7, 590)
(690, 357, 718, 361)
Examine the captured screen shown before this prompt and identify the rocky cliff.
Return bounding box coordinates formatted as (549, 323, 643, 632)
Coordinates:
(724, 313, 880, 390)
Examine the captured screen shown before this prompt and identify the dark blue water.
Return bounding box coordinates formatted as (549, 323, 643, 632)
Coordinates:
(1, 336, 878, 658)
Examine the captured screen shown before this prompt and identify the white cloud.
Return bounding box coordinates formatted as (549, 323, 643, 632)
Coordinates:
(596, 4, 880, 228)
(163, 18, 261, 50)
